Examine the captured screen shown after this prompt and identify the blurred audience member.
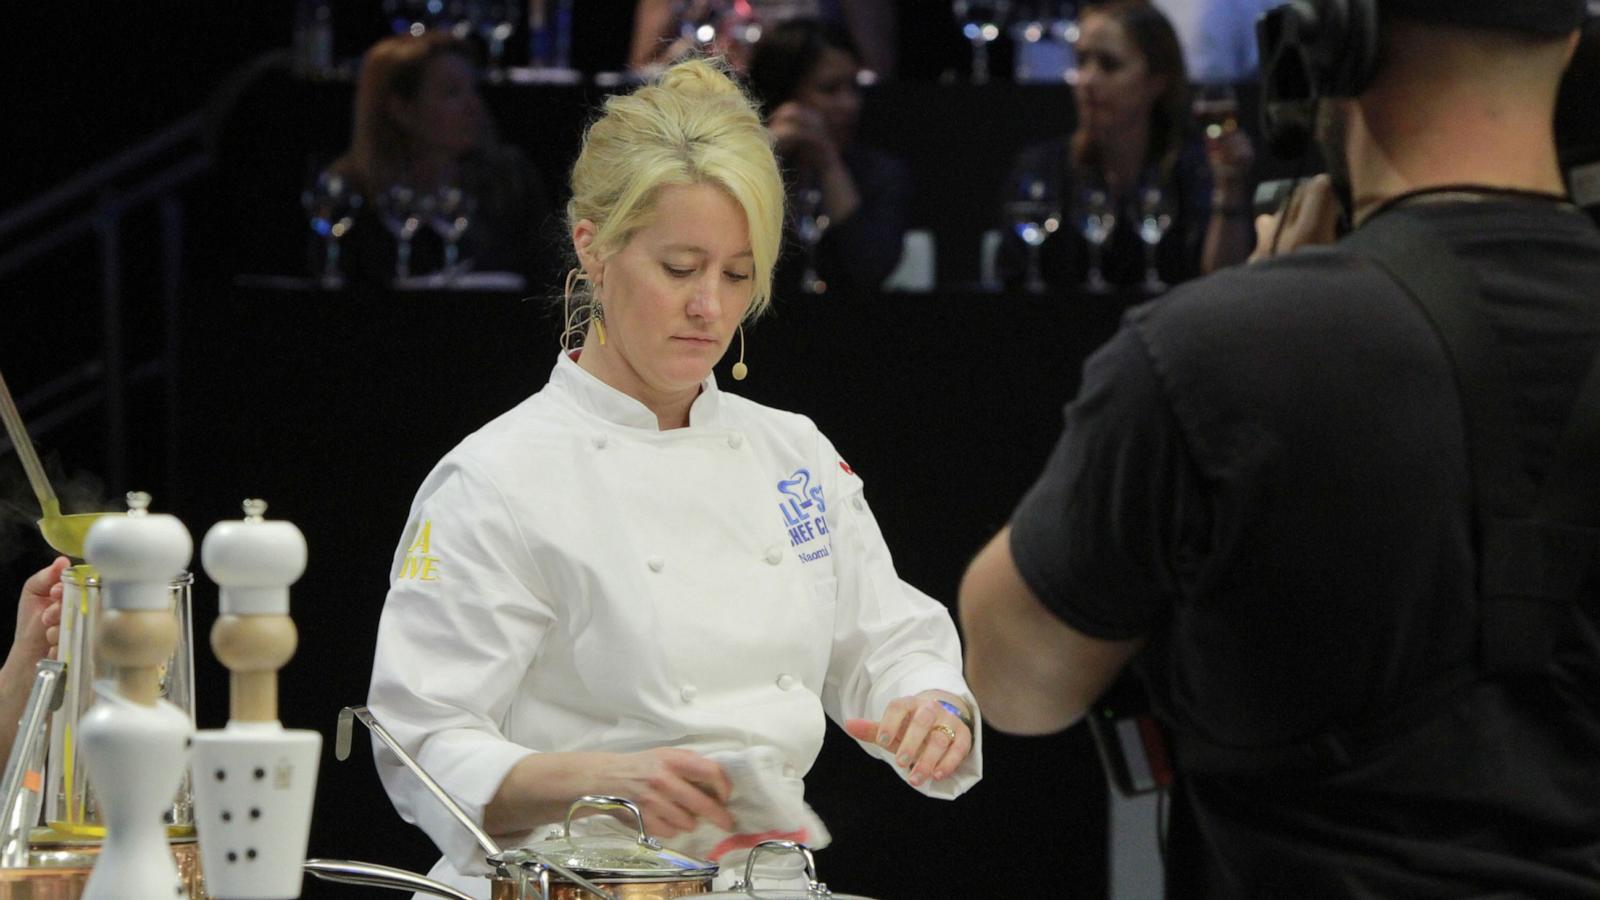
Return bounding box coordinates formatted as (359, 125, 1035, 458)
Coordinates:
(997, 0, 1255, 292)
(630, 0, 897, 78)
(748, 18, 911, 296)
(330, 32, 553, 285)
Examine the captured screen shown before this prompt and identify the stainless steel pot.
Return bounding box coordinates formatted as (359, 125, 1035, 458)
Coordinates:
(320, 706, 719, 900)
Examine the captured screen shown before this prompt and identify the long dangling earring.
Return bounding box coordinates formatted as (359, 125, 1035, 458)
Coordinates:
(731, 324, 748, 381)
(563, 267, 609, 349)
(562, 268, 586, 352)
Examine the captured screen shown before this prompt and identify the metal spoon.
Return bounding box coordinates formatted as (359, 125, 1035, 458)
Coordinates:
(0, 367, 113, 558)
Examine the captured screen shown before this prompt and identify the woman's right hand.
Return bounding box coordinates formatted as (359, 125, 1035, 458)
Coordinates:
(592, 748, 734, 838)
(14, 557, 67, 664)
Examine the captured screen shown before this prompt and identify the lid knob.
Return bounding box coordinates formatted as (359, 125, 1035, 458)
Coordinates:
(242, 497, 268, 522)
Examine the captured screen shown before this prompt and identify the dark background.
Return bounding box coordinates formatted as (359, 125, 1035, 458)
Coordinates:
(3, 3, 1597, 898)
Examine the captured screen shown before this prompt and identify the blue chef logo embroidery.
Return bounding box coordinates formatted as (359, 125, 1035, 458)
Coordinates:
(777, 468, 830, 562)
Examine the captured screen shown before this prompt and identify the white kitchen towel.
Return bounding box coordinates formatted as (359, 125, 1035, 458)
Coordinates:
(676, 745, 831, 863)
(550, 745, 831, 866)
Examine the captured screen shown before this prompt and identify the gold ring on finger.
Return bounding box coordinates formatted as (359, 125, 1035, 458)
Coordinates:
(934, 724, 957, 742)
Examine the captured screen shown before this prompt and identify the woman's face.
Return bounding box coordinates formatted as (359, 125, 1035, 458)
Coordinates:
(399, 54, 484, 159)
(578, 183, 756, 407)
(1073, 12, 1164, 143)
(794, 45, 862, 148)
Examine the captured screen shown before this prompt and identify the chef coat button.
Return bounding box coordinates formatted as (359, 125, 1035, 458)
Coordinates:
(680, 685, 698, 703)
(776, 674, 798, 691)
(592, 434, 608, 450)
(782, 764, 797, 778)
(647, 556, 665, 573)
(727, 434, 744, 449)
(764, 547, 783, 566)
(851, 497, 865, 512)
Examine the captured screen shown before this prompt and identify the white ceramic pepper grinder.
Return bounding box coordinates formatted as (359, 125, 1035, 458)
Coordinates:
(78, 490, 195, 899)
(192, 498, 320, 899)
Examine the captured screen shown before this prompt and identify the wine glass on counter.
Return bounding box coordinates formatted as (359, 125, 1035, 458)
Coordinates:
(952, 0, 1014, 84)
(301, 169, 363, 289)
(794, 182, 829, 294)
(1075, 185, 1115, 292)
(472, 0, 518, 80)
(1004, 176, 1060, 293)
(376, 183, 424, 282)
(430, 185, 477, 277)
(1137, 185, 1173, 293)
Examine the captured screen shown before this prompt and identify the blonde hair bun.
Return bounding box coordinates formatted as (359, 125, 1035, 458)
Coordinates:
(566, 56, 786, 322)
(655, 56, 749, 101)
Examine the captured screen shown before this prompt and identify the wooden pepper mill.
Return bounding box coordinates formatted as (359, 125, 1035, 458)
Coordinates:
(193, 498, 320, 899)
(78, 491, 195, 899)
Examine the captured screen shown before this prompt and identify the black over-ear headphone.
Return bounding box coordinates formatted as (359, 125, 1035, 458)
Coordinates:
(1256, 0, 1381, 159)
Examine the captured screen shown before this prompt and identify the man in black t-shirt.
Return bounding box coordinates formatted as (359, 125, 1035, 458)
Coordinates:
(959, 2, 1600, 897)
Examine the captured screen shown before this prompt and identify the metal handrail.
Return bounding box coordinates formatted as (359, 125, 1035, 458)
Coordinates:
(0, 113, 204, 242)
(0, 107, 212, 495)
(0, 153, 209, 281)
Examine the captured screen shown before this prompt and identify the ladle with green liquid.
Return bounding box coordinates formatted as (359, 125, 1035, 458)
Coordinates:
(0, 368, 115, 558)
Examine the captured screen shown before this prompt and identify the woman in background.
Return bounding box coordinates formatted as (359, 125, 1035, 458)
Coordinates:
(997, 0, 1255, 291)
(747, 18, 911, 296)
(331, 32, 553, 285)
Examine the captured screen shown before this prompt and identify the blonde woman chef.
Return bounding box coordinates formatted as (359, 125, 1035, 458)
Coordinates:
(367, 58, 981, 897)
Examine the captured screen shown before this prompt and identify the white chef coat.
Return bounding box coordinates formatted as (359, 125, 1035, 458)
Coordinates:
(367, 351, 982, 896)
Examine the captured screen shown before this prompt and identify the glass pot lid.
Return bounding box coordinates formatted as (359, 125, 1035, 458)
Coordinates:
(495, 796, 718, 880)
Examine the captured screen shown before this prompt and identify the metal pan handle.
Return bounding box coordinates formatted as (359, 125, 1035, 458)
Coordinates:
(336, 705, 503, 860)
(304, 858, 477, 900)
(562, 795, 660, 849)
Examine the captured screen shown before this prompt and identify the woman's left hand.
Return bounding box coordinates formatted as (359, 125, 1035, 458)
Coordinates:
(844, 691, 973, 787)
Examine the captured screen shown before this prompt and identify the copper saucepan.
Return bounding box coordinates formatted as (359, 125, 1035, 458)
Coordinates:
(0, 840, 206, 900)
